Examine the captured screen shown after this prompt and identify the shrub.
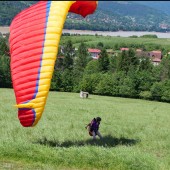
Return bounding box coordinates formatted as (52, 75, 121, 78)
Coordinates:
(150, 82, 163, 101)
(95, 74, 113, 96)
(139, 91, 152, 100)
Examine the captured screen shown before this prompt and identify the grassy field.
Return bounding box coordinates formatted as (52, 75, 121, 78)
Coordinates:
(0, 88, 170, 170)
(60, 34, 170, 50)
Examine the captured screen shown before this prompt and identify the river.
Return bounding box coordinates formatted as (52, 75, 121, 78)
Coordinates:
(1, 27, 170, 38)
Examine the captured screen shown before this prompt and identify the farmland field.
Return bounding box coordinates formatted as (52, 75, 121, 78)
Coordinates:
(60, 34, 170, 50)
(0, 88, 170, 170)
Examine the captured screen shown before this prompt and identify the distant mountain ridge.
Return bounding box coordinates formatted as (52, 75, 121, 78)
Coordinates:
(134, 1, 170, 15)
(1, 1, 170, 32)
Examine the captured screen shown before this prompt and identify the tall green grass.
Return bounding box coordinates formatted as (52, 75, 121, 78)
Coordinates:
(0, 88, 170, 170)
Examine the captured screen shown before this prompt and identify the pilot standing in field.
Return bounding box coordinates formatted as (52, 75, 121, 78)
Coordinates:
(86, 117, 102, 140)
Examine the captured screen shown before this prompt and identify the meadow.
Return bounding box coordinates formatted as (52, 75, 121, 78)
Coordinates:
(60, 34, 170, 50)
(0, 88, 170, 170)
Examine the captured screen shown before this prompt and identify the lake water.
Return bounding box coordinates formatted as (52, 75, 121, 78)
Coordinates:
(63, 29, 170, 39)
(1, 27, 170, 38)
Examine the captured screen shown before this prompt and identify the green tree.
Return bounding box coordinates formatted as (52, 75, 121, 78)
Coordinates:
(161, 80, 170, 102)
(128, 49, 139, 68)
(0, 37, 9, 56)
(158, 55, 170, 81)
(61, 69, 74, 92)
(116, 50, 127, 72)
(79, 73, 101, 94)
(137, 71, 154, 92)
(138, 56, 153, 72)
(72, 42, 91, 92)
(63, 40, 74, 70)
(0, 55, 12, 88)
(109, 55, 117, 73)
(55, 57, 64, 71)
(119, 76, 138, 98)
(112, 71, 126, 96)
(117, 49, 139, 74)
(150, 82, 163, 101)
(50, 70, 62, 91)
(95, 73, 114, 96)
(98, 48, 110, 72)
(75, 42, 89, 71)
(84, 60, 99, 75)
(114, 43, 119, 50)
(97, 42, 104, 49)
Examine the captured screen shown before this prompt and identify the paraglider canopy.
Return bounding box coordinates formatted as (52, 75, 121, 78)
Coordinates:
(69, 1, 97, 17)
(9, 1, 98, 127)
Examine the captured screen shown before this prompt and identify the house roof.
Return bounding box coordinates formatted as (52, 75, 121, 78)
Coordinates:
(88, 48, 101, 53)
(151, 51, 161, 54)
(120, 48, 129, 51)
(149, 51, 162, 59)
(152, 58, 161, 62)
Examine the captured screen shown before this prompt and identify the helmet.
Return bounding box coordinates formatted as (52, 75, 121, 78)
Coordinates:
(96, 117, 101, 122)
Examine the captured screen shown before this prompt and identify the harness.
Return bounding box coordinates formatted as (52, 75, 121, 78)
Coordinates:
(88, 118, 99, 135)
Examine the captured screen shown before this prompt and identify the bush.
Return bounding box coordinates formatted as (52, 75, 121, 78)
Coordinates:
(161, 80, 170, 102)
(150, 82, 163, 101)
(79, 73, 101, 93)
(119, 76, 138, 98)
(84, 60, 99, 75)
(139, 91, 152, 100)
(129, 35, 138, 38)
(95, 74, 114, 96)
(0, 55, 12, 88)
(140, 34, 158, 38)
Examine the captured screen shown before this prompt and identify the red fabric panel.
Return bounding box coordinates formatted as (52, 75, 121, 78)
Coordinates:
(69, 1, 97, 17)
(18, 109, 35, 127)
(10, 1, 48, 104)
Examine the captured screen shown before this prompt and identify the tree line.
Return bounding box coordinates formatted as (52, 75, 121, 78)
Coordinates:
(0, 35, 170, 102)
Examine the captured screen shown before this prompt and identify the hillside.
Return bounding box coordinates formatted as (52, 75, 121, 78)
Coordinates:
(135, 1, 170, 15)
(0, 1, 34, 25)
(66, 1, 170, 32)
(0, 1, 170, 32)
(0, 88, 170, 169)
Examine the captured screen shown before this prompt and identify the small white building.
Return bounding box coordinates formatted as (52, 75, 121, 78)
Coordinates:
(88, 48, 101, 60)
(152, 58, 161, 66)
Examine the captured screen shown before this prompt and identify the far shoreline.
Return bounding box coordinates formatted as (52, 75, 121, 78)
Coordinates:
(1, 26, 170, 38)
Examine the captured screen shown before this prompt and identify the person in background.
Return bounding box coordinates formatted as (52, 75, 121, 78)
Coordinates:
(85, 117, 102, 140)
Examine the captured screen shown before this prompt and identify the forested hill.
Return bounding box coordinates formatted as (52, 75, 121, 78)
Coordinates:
(1, 1, 170, 32)
(0, 1, 35, 25)
(134, 1, 170, 16)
